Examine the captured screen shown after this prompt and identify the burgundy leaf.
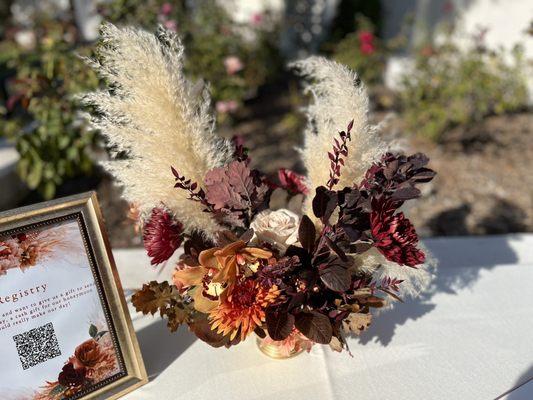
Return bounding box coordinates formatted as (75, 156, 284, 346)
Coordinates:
(295, 311, 333, 344)
(204, 161, 269, 226)
(298, 215, 316, 252)
(312, 186, 338, 222)
(189, 314, 238, 348)
(391, 186, 420, 201)
(325, 236, 348, 261)
(278, 169, 309, 195)
(319, 264, 351, 292)
(254, 326, 267, 339)
(354, 241, 372, 253)
(266, 309, 295, 341)
(347, 119, 354, 132)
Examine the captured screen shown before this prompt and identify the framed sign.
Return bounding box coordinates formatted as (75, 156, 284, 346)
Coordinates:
(0, 193, 147, 399)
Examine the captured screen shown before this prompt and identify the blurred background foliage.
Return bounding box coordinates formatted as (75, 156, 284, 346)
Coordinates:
(101, 0, 283, 113)
(399, 24, 529, 141)
(0, 17, 99, 199)
(0, 0, 531, 242)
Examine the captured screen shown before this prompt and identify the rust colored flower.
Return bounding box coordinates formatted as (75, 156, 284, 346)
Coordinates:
(173, 241, 272, 313)
(58, 362, 86, 388)
(201, 241, 272, 285)
(74, 339, 103, 368)
(85, 336, 119, 382)
(19, 242, 39, 269)
(278, 168, 309, 195)
(209, 279, 280, 341)
(0, 239, 22, 273)
(143, 207, 184, 265)
(370, 198, 425, 267)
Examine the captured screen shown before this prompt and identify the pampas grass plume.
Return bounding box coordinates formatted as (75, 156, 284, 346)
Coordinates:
(81, 23, 234, 237)
(291, 57, 387, 215)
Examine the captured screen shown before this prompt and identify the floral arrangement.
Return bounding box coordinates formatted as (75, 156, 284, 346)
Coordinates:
(83, 24, 436, 353)
(34, 324, 119, 400)
(0, 225, 74, 277)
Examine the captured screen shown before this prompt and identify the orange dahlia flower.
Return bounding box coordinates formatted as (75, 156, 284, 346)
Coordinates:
(209, 279, 280, 341)
(172, 240, 272, 314)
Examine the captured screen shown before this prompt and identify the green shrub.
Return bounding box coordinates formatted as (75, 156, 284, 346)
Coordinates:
(398, 34, 529, 141)
(0, 21, 100, 199)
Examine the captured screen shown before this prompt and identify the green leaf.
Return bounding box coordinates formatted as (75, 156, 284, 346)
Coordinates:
(49, 384, 66, 397)
(89, 324, 98, 338)
(95, 330, 109, 340)
(26, 158, 43, 189)
(41, 180, 56, 200)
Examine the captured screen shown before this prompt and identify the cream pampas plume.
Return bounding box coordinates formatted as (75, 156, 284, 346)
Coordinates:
(81, 24, 234, 237)
(291, 57, 387, 214)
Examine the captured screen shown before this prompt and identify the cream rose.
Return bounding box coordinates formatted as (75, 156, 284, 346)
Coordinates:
(250, 209, 299, 251)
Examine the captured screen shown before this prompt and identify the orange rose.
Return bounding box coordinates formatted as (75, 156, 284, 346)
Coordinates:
(74, 339, 103, 368)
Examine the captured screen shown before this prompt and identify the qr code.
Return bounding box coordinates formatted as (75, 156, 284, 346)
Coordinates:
(13, 322, 61, 370)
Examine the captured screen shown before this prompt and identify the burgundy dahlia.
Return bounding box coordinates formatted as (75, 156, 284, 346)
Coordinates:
(143, 207, 184, 265)
(370, 199, 425, 267)
(278, 168, 309, 195)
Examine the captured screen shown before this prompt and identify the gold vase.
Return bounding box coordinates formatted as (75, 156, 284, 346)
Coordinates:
(256, 336, 304, 359)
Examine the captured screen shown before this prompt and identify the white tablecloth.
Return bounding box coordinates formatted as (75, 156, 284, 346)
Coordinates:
(114, 235, 533, 400)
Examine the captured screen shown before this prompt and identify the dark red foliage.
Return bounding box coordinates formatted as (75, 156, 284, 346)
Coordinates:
(258, 256, 300, 288)
(361, 152, 436, 201)
(171, 167, 212, 210)
(143, 207, 184, 265)
(370, 198, 425, 267)
(231, 135, 250, 163)
(278, 168, 309, 195)
(327, 120, 353, 189)
(58, 362, 86, 387)
(204, 160, 270, 227)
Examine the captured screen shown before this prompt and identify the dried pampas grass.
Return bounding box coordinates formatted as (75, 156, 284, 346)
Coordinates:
(81, 23, 234, 237)
(352, 247, 435, 304)
(291, 57, 388, 214)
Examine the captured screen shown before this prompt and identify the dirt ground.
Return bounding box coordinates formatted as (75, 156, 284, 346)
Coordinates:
(386, 112, 533, 237)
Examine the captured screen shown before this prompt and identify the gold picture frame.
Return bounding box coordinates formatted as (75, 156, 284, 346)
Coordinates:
(0, 192, 147, 399)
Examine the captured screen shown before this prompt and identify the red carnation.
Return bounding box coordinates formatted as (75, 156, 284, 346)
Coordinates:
(370, 198, 425, 267)
(278, 168, 309, 195)
(143, 207, 184, 265)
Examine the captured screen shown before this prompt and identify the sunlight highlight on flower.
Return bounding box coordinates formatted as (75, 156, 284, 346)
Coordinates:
(209, 280, 280, 341)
